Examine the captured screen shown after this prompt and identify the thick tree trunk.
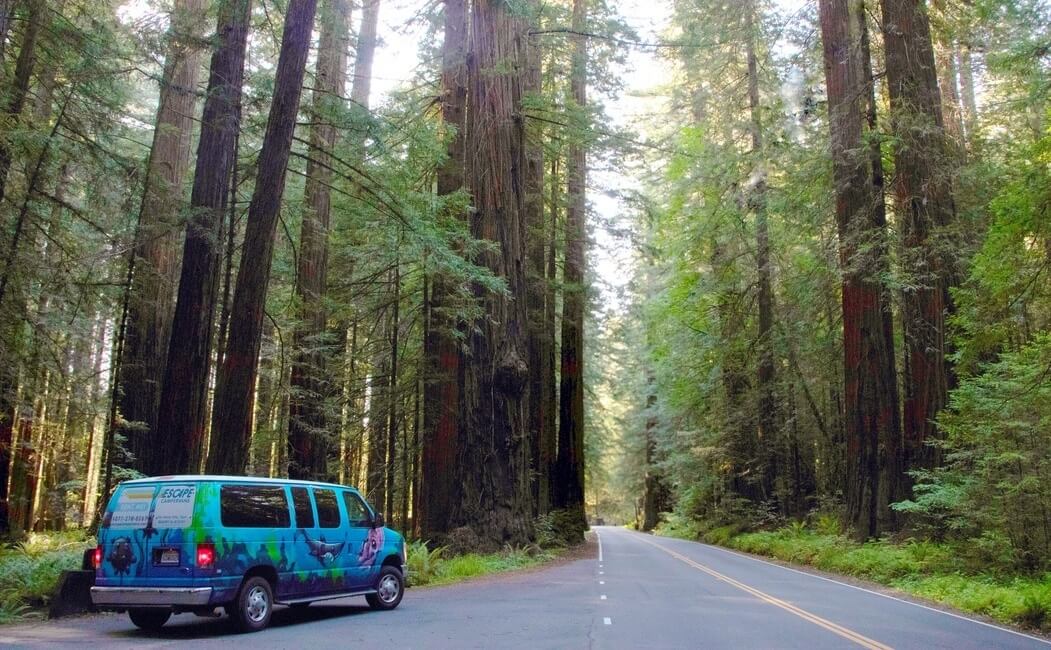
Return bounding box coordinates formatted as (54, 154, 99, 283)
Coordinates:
(819, 0, 904, 539)
(880, 0, 956, 475)
(208, 0, 319, 475)
(420, 0, 467, 541)
(746, 1, 781, 506)
(553, 0, 587, 534)
(157, 0, 251, 474)
(641, 390, 661, 531)
(288, 0, 350, 481)
(523, 0, 550, 518)
(454, 0, 533, 547)
(120, 0, 206, 476)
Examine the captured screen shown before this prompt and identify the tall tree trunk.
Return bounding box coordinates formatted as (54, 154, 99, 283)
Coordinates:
(541, 155, 559, 514)
(288, 0, 350, 481)
(385, 262, 400, 520)
(454, 0, 532, 547)
(120, 0, 206, 476)
(746, 1, 780, 506)
(553, 0, 587, 533)
(156, 0, 252, 474)
(420, 0, 467, 542)
(351, 0, 380, 107)
(208, 0, 319, 474)
(819, 0, 904, 539)
(367, 313, 390, 509)
(523, 0, 550, 517)
(641, 388, 661, 531)
(957, 43, 978, 145)
(880, 0, 956, 475)
(0, 0, 43, 208)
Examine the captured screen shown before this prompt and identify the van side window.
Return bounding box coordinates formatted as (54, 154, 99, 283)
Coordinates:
(291, 487, 314, 528)
(314, 489, 341, 528)
(342, 492, 371, 527)
(220, 485, 291, 528)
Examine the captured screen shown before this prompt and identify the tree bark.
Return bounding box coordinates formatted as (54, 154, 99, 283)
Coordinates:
(208, 0, 320, 475)
(120, 0, 206, 476)
(553, 0, 587, 534)
(746, 0, 781, 507)
(880, 0, 956, 475)
(288, 0, 351, 481)
(367, 312, 390, 509)
(523, 0, 550, 517)
(819, 0, 904, 539)
(351, 0, 380, 108)
(156, 0, 252, 474)
(420, 0, 467, 541)
(454, 0, 533, 547)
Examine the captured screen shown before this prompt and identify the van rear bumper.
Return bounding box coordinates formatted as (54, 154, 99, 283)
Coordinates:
(91, 586, 212, 608)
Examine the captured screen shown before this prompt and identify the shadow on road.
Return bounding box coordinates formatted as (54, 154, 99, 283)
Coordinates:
(105, 603, 374, 640)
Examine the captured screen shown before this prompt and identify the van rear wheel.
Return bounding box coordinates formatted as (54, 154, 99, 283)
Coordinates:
(128, 608, 170, 631)
(365, 566, 404, 610)
(229, 576, 273, 633)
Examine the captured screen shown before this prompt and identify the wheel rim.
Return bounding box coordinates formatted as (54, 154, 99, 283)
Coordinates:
(378, 574, 400, 603)
(246, 585, 269, 622)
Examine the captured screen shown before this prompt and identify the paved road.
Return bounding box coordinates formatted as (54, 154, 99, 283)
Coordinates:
(2, 526, 1048, 649)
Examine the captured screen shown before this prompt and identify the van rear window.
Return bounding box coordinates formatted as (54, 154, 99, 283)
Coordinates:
(220, 485, 291, 528)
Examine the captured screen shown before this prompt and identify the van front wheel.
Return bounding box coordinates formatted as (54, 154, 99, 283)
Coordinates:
(128, 608, 170, 631)
(229, 576, 274, 633)
(365, 566, 404, 610)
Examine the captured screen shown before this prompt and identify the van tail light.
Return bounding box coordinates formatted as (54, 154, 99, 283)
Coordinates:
(93, 545, 103, 569)
(196, 542, 215, 569)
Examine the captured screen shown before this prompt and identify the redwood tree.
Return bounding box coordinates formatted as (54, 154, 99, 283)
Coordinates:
(208, 0, 319, 475)
(880, 0, 957, 474)
(819, 0, 904, 539)
(287, 0, 351, 481)
(553, 0, 587, 533)
(454, 0, 532, 546)
(420, 0, 467, 541)
(156, 0, 252, 474)
(119, 0, 206, 476)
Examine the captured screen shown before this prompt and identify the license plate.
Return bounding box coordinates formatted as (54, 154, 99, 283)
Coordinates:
(159, 549, 179, 565)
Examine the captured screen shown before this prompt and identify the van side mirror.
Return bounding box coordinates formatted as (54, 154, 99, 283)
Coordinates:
(372, 512, 385, 529)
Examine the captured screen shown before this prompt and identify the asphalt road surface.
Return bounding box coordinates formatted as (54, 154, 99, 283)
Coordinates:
(2, 526, 1049, 649)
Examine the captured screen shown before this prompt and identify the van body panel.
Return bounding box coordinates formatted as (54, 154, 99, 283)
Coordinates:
(94, 476, 405, 610)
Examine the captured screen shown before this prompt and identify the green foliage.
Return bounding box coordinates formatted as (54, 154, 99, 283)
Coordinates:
(407, 545, 557, 588)
(895, 335, 1051, 570)
(681, 522, 1051, 630)
(0, 533, 93, 623)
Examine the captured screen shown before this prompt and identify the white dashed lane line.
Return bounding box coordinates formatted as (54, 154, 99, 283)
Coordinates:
(604, 617, 612, 626)
(601, 595, 607, 600)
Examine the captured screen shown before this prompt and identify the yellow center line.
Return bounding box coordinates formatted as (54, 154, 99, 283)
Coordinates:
(633, 534, 894, 650)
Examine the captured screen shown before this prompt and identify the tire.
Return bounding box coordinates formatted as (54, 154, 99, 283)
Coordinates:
(365, 565, 404, 611)
(228, 576, 274, 633)
(128, 608, 171, 631)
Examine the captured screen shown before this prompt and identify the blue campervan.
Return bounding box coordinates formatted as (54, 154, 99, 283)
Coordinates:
(90, 475, 407, 633)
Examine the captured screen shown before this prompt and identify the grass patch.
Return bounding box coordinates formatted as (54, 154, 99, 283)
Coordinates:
(406, 540, 562, 588)
(0, 531, 93, 623)
(659, 523, 1051, 631)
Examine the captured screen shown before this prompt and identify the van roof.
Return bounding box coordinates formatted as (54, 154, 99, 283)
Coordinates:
(121, 475, 361, 492)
